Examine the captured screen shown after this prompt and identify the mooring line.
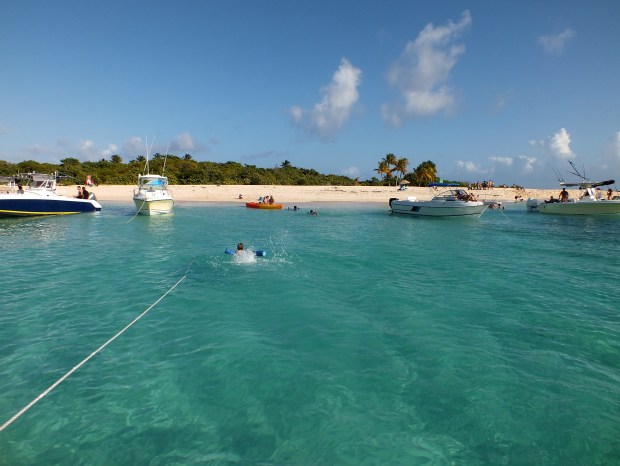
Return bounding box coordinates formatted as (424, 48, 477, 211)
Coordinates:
(127, 199, 146, 223)
(0, 274, 187, 433)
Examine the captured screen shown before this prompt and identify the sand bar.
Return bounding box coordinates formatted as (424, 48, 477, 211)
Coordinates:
(68, 184, 570, 204)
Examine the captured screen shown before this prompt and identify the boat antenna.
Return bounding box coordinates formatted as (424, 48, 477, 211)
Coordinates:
(142, 136, 156, 175)
(552, 165, 564, 184)
(567, 160, 589, 182)
(162, 143, 170, 176)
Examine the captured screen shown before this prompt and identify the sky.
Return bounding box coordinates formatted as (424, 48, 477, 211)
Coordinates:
(2, 0, 620, 187)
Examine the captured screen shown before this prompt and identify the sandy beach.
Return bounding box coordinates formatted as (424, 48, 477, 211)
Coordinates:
(74, 184, 562, 205)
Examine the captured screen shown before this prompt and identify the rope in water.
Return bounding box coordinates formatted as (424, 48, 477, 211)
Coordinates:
(127, 198, 146, 223)
(0, 274, 187, 433)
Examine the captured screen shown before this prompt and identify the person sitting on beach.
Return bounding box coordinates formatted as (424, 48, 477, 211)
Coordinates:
(559, 188, 569, 203)
(17, 185, 24, 194)
(238, 194, 243, 199)
(76, 186, 83, 199)
(82, 187, 90, 199)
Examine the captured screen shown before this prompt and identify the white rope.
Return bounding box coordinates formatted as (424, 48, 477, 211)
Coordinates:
(0, 274, 187, 433)
(127, 198, 146, 223)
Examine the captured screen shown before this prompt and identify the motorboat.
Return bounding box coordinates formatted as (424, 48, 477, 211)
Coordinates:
(389, 183, 488, 218)
(133, 174, 174, 215)
(527, 180, 620, 215)
(526, 162, 620, 215)
(245, 202, 283, 209)
(0, 172, 101, 217)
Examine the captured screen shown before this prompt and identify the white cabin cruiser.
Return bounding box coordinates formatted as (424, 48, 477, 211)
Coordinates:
(389, 183, 488, 218)
(133, 174, 174, 215)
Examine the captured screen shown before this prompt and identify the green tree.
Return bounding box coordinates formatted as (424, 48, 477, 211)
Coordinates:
(110, 154, 123, 163)
(394, 157, 409, 183)
(374, 160, 391, 184)
(412, 161, 437, 186)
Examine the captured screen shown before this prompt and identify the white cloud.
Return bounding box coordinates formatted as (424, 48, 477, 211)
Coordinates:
(549, 128, 574, 159)
(489, 156, 513, 166)
(290, 57, 362, 141)
(538, 28, 575, 55)
(456, 159, 487, 174)
(516, 155, 538, 173)
(601, 131, 620, 171)
(382, 10, 472, 125)
(75, 139, 119, 160)
(170, 132, 206, 153)
(122, 137, 145, 156)
(341, 166, 360, 178)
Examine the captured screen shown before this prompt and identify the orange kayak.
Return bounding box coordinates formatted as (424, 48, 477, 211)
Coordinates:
(245, 202, 284, 209)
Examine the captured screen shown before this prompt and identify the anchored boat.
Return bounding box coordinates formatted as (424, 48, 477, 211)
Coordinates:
(133, 174, 174, 215)
(389, 183, 487, 218)
(527, 162, 620, 215)
(0, 172, 101, 217)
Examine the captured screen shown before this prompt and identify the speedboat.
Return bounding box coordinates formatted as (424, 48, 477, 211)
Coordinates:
(527, 180, 620, 215)
(0, 172, 101, 217)
(389, 183, 487, 218)
(245, 202, 283, 209)
(133, 174, 174, 215)
(527, 162, 620, 215)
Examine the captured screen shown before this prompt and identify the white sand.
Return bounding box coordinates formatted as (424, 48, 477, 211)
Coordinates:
(70, 184, 566, 205)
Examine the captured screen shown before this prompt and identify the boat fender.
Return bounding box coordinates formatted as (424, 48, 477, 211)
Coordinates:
(224, 248, 266, 257)
(389, 197, 399, 207)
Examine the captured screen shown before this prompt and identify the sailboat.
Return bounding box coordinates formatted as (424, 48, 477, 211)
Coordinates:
(132, 139, 174, 215)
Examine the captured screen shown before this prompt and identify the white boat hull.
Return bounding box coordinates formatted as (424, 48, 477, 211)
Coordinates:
(390, 199, 487, 217)
(133, 197, 174, 215)
(527, 199, 620, 215)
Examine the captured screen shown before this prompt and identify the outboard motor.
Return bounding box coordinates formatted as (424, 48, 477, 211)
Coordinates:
(389, 197, 398, 208)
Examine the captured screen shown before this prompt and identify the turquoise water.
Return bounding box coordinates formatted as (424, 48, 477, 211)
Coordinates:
(1, 203, 619, 465)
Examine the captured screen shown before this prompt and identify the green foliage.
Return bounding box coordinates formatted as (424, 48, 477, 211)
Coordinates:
(0, 157, 363, 186)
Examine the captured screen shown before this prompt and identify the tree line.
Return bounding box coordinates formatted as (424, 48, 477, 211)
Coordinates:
(0, 153, 450, 186)
(374, 154, 444, 186)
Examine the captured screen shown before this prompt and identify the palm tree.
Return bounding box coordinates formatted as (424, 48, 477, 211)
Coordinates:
(374, 160, 391, 184)
(413, 161, 437, 186)
(394, 157, 409, 183)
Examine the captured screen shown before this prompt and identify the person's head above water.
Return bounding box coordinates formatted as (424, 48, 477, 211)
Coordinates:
(237, 243, 244, 251)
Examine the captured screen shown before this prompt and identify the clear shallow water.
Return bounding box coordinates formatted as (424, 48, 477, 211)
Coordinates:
(1, 203, 619, 465)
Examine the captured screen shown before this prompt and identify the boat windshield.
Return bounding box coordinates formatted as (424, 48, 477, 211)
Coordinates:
(139, 177, 168, 188)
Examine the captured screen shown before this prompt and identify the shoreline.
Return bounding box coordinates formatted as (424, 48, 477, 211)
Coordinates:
(72, 184, 566, 204)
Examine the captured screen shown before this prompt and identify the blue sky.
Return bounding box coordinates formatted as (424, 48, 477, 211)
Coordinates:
(2, 0, 619, 187)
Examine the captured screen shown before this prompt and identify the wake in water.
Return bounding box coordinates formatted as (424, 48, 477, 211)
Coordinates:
(232, 250, 257, 264)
